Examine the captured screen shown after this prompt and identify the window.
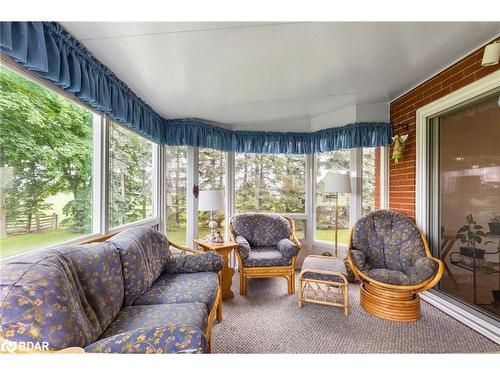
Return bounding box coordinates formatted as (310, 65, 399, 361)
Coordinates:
(362, 147, 377, 215)
(108, 122, 154, 228)
(0, 66, 96, 258)
(429, 92, 500, 319)
(235, 153, 306, 213)
(315, 150, 350, 244)
(165, 146, 187, 245)
(198, 148, 226, 239)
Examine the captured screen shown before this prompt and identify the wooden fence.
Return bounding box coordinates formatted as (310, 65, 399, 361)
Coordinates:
(6, 213, 58, 235)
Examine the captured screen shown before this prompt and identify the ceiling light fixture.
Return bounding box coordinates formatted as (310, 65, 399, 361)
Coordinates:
(481, 40, 500, 66)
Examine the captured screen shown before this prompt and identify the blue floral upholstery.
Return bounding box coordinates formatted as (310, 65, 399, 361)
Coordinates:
(107, 226, 170, 305)
(164, 252, 223, 274)
(231, 213, 300, 269)
(0, 226, 220, 353)
(231, 213, 291, 247)
(100, 303, 208, 338)
(277, 238, 300, 259)
(85, 325, 207, 354)
(242, 247, 292, 268)
(235, 236, 251, 259)
(350, 210, 438, 286)
(301, 256, 356, 283)
(0, 242, 122, 349)
(133, 272, 219, 310)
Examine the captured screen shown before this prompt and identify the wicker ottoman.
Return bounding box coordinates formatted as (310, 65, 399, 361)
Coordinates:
(298, 255, 354, 315)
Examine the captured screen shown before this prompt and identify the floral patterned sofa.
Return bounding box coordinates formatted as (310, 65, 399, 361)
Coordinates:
(0, 226, 223, 354)
(230, 213, 302, 295)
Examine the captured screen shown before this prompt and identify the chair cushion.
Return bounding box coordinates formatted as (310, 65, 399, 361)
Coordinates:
(100, 303, 208, 339)
(367, 257, 438, 286)
(301, 256, 355, 283)
(235, 235, 251, 259)
(107, 226, 170, 305)
(242, 247, 292, 267)
(351, 210, 428, 272)
(231, 213, 291, 247)
(133, 272, 219, 310)
(85, 325, 207, 354)
(0, 243, 124, 349)
(277, 238, 300, 259)
(164, 252, 223, 274)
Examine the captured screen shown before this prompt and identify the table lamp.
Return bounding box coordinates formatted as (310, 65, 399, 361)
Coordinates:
(198, 190, 225, 243)
(324, 172, 351, 257)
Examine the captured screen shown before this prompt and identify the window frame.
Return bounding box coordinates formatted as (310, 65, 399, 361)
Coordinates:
(107, 120, 159, 231)
(2, 57, 384, 260)
(0, 61, 162, 260)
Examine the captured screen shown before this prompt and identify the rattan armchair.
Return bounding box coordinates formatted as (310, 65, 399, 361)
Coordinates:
(346, 210, 443, 322)
(230, 213, 302, 295)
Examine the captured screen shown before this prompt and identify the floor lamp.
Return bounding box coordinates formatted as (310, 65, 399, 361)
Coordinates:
(324, 172, 352, 257)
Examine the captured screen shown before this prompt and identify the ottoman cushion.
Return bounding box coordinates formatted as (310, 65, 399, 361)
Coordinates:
(301, 256, 355, 283)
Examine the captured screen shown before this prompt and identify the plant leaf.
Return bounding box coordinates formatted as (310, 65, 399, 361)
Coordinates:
(474, 236, 482, 244)
(457, 225, 469, 233)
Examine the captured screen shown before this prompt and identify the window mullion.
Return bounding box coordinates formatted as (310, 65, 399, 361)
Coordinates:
(350, 148, 363, 227)
(186, 147, 199, 247)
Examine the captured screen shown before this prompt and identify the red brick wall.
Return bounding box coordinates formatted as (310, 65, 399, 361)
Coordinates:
(374, 147, 381, 209)
(388, 38, 500, 221)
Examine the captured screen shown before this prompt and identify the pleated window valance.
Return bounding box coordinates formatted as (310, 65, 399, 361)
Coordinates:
(0, 21, 393, 155)
(164, 119, 393, 154)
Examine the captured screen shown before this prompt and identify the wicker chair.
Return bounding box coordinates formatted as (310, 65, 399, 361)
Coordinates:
(346, 210, 443, 322)
(230, 213, 302, 295)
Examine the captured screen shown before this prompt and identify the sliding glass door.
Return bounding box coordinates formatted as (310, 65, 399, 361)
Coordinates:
(429, 92, 500, 320)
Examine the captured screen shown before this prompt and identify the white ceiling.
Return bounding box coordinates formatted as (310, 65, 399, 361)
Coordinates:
(61, 22, 500, 131)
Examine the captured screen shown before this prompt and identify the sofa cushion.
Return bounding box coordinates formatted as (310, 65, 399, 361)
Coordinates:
(61, 243, 124, 332)
(242, 247, 292, 268)
(0, 245, 120, 349)
(164, 252, 223, 274)
(231, 213, 291, 247)
(133, 272, 219, 310)
(107, 226, 170, 305)
(100, 303, 208, 338)
(85, 325, 207, 354)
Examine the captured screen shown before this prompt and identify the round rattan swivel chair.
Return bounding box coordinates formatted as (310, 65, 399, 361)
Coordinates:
(346, 210, 443, 322)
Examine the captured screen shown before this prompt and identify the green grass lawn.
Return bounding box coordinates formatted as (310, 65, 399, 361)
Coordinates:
(315, 228, 350, 244)
(165, 227, 350, 246)
(0, 229, 86, 258)
(1, 226, 351, 259)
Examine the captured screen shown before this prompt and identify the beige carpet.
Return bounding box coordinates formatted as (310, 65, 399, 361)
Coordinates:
(211, 274, 499, 353)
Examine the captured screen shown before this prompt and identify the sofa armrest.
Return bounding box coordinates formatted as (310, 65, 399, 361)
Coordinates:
(85, 325, 207, 354)
(165, 251, 224, 274)
(235, 235, 251, 259)
(169, 241, 204, 255)
(277, 238, 300, 259)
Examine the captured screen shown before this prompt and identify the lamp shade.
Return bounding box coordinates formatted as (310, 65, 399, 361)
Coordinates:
(323, 172, 351, 194)
(481, 41, 500, 67)
(198, 190, 225, 211)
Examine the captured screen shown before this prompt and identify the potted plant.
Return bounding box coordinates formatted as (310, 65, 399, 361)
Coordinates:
(488, 214, 500, 235)
(456, 214, 486, 267)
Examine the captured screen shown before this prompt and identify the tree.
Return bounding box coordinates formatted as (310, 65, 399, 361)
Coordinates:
(0, 67, 92, 235)
(109, 123, 153, 227)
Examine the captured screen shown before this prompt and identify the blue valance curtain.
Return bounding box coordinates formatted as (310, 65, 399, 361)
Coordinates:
(0, 21, 163, 143)
(165, 119, 392, 154)
(0, 21, 393, 155)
